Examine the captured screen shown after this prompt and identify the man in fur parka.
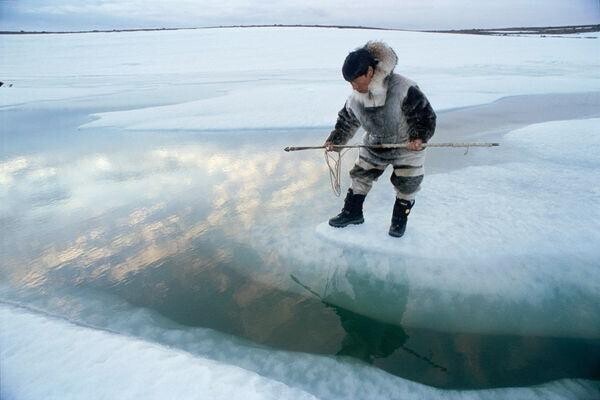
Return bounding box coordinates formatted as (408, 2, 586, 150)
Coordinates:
(325, 41, 436, 237)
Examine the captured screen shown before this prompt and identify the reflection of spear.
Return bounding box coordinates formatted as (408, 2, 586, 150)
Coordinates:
(284, 142, 499, 152)
(290, 274, 448, 372)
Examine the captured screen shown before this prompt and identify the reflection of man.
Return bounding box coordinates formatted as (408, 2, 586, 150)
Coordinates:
(325, 41, 436, 237)
(290, 273, 446, 371)
(333, 305, 407, 363)
(331, 304, 447, 372)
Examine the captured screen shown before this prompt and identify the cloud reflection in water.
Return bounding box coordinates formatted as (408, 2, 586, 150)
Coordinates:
(3, 139, 325, 294)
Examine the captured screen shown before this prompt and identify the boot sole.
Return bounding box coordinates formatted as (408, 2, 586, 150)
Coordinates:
(388, 230, 404, 237)
(329, 218, 364, 228)
(388, 227, 406, 237)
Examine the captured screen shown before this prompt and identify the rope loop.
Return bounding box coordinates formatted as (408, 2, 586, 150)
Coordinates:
(325, 148, 349, 196)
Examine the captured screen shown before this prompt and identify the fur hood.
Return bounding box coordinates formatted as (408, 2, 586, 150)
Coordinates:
(351, 41, 398, 108)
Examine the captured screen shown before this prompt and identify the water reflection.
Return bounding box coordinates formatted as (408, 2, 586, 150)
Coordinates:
(1, 135, 326, 292)
(291, 273, 447, 370)
(335, 305, 409, 362)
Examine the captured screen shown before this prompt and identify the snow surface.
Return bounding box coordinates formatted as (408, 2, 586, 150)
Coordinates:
(2, 301, 599, 400)
(1, 28, 599, 130)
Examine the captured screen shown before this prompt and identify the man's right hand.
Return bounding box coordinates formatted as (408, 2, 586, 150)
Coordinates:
(324, 141, 339, 152)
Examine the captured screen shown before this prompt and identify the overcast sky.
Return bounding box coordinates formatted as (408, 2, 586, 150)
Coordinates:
(1, 0, 598, 31)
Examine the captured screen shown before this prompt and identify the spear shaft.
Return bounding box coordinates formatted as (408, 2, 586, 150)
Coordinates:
(284, 142, 499, 152)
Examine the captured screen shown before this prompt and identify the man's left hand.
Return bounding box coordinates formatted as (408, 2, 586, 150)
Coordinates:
(407, 139, 423, 151)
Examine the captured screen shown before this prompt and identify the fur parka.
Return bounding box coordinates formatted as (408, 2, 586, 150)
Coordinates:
(327, 41, 436, 162)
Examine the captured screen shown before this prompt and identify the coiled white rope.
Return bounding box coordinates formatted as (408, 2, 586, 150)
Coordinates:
(324, 148, 350, 197)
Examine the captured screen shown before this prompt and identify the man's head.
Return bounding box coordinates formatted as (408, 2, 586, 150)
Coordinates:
(342, 48, 377, 93)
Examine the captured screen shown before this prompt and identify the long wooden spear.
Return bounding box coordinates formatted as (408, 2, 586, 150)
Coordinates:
(284, 142, 499, 152)
(285, 141, 500, 196)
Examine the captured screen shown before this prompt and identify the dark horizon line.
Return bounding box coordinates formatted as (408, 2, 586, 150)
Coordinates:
(1, 23, 598, 35)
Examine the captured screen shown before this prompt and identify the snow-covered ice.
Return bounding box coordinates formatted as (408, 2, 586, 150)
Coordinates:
(2, 28, 599, 129)
(0, 304, 318, 400)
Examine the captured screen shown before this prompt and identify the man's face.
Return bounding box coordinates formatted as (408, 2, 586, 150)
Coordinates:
(350, 66, 374, 93)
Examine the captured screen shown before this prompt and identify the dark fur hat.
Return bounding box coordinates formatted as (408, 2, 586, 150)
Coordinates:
(342, 48, 378, 82)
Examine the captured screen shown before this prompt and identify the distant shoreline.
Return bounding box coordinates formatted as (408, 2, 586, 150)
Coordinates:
(1, 23, 598, 36)
(428, 24, 600, 35)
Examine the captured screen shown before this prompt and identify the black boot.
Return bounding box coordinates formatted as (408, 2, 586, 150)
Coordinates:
(389, 198, 414, 237)
(329, 189, 366, 228)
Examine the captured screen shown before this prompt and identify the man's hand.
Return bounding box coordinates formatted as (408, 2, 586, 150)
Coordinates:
(406, 138, 423, 151)
(324, 141, 339, 152)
